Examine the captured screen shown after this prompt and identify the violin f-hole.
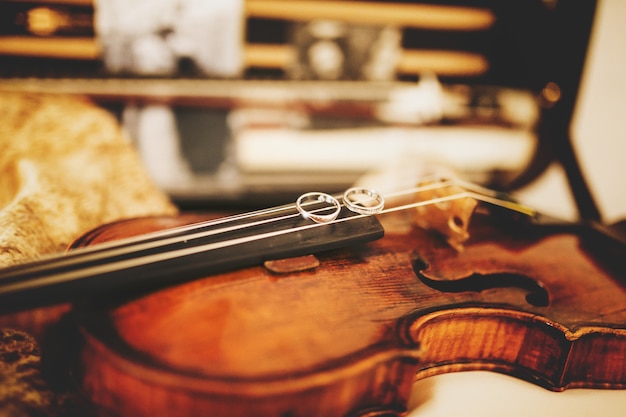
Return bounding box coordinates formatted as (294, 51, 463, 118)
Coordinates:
(411, 256, 550, 307)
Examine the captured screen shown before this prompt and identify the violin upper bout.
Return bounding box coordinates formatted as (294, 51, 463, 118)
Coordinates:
(412, 183, 478, 251)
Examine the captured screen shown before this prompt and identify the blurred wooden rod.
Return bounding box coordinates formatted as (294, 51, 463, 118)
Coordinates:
(245, 0, 495, 30)
(1, 0, 92, 5)
(245, 43, 489, 77)
(0, 36, 99, 60)
(0, 37, 488, 77)
(4, 0, 495, 31)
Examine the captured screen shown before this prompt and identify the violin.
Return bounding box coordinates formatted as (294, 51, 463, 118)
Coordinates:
(0, 178, 625, 417)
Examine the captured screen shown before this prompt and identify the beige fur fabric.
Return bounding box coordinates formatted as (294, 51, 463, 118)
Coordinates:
(0, 328, 73, 417)
(0, 93, 177, 267)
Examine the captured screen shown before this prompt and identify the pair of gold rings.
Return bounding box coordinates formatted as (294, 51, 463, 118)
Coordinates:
(296, 187, 385, 224)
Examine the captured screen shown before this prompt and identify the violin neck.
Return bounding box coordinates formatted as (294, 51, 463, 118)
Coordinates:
(0, 210, 384, 314)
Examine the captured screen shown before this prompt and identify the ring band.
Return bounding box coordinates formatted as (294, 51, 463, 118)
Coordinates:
(296, 192, 341, 224)
(343, 187, 385, 215)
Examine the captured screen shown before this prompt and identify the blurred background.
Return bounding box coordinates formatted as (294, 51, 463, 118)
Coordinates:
(0, 0, 625, 415)
(4, 0, 623, 224)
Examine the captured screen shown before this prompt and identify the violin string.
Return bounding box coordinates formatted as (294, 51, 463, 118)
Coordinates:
(378, 181, 535, 217)
(51, 178, 460, 259)
(70, 179, 531, 264)
(88, 179, 465, 253)
(378, 190, 535, 217)
(0, 189, 493, 293)
(3, 179, 533, 280)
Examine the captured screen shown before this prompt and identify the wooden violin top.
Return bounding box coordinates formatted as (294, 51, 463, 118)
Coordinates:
(61, 210, 626, 417)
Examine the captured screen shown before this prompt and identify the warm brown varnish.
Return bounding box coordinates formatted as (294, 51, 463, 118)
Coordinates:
(0, 206, 626, 417)
(50, 209, 626, 417)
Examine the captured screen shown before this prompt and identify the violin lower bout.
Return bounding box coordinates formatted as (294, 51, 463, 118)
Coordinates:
(68, 213, 626, 417)
(409, 307, 626, 391)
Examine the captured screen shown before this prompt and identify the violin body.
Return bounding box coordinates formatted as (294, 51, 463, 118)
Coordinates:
(5, 91, 621, 417)
(56, 210, 626, 417)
